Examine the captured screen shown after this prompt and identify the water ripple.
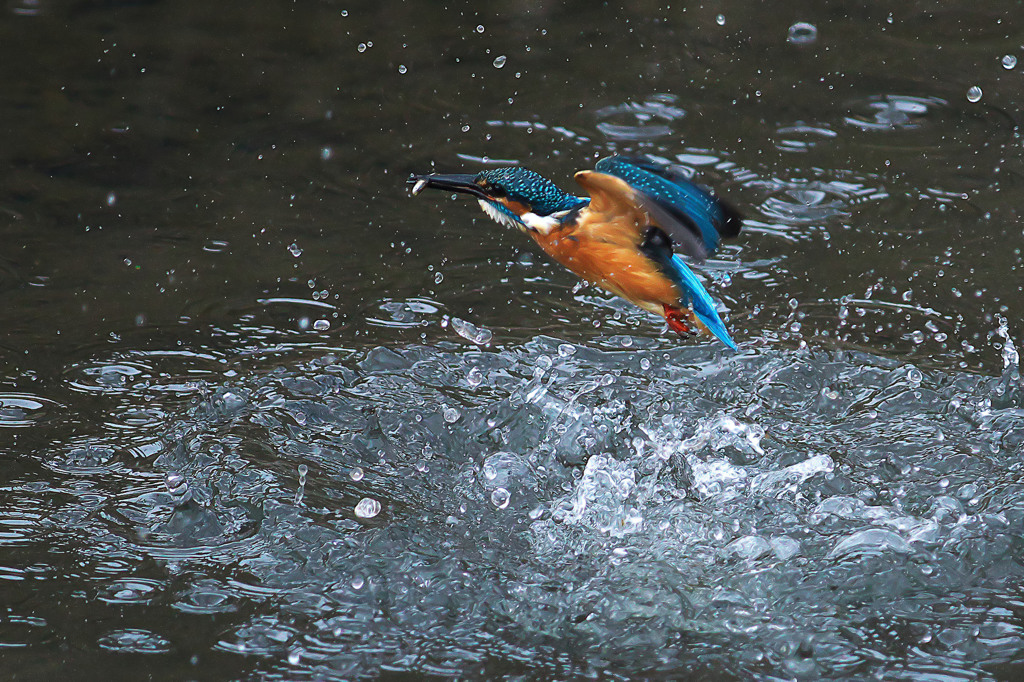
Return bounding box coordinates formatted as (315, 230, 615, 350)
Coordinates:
(0, 392, 60, 428)
(595, 95, 687, 141)
(844, 94, 947, 132)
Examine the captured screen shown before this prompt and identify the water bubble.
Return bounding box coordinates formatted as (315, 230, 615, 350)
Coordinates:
(313, 319, 330, 331)
(349, 467, 364, 482)
(466, 367, 484, 387)
(288, 242, 303, 257)
(492, 55, 507, 69)
(350, 575, 364, 590)
(164, 472, 187, 497)
(787, 22, 818, 44)
(967, 86, 983, 103)
(354, 497, 381, 519)
(715, 14, 725, 25)
(397, 64, 407, 74)
(557, 343, 576, 357)
(490, 487, 511, 509)
(443, 406, 461, 423)
(1003, 54, 1017, 70)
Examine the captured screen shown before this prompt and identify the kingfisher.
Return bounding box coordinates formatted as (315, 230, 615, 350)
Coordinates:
(409, 155, 742, 349)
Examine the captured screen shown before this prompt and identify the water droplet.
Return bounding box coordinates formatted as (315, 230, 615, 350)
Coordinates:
(287, 649, 301, 665)
(398, 64, 407, 74)
(787, 22, 818, 44)
(288, 242, 303, 257)
(354, 497, 381, 519)
(492, 55, 507, 69)
(106, 192, 117, 206)
(357, 43, 367, 53)
(320, 146, 333, 161)
(350, 575, 364, 590)
(313, 319, 330, 331)
(164, 472, 186, 495)
(967, 86, 983, 103)
(443, 406, 461, 423)
(490, 487, 511, 509)
(297, 464, 308, 485)
(434, 271, 444, 284)
(466, 367, 483, 387)
(349, 467, 364, 482)
(461, 124, 470, 133)
(715, 14, 725, 25)
(451, 317, 492, 345)
(475, 24, 485, 33)
(1003, 54, 1017, 70)
(557, 343, 576, 357)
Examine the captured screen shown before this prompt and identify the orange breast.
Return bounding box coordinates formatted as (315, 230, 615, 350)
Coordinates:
(529, 212, 682, 316)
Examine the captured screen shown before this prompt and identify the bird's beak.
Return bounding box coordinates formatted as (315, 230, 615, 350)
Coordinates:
(408, 173, 486, 199)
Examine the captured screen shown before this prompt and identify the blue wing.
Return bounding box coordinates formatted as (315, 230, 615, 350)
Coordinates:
(595, 155, 742, 261)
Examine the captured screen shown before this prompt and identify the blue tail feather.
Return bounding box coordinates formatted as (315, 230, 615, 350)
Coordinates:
(668, 255, 737, 350)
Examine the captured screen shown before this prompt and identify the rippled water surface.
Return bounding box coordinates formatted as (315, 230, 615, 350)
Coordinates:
(2, 0, 1024, 679)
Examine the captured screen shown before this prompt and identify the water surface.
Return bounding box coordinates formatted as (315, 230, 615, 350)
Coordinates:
(2, 0, 1023, 679)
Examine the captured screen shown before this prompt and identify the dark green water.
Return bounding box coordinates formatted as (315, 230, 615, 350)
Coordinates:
(2, 1, 1024, 679)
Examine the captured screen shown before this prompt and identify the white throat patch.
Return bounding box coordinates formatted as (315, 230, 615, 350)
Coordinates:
(477, 200, 567, 235)
(519, 211, 562, 235)
(478, 199, 527, 232)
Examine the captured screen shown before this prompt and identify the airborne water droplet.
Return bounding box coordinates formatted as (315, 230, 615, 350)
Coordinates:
(1003, 54, 1017, 70)
(967, 86, 983, 103)
(354, 497, 381, 518)
(493, 55, 507, 69)
(787, 22, 818, 44)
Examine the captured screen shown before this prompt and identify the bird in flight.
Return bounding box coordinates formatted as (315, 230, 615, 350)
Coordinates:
(410, 155, 742, 348)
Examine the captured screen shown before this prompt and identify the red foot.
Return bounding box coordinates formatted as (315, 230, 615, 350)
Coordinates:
(663, 304, 694, 337)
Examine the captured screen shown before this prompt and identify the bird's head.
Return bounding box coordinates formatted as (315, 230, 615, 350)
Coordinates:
(410, 167, 586, 233)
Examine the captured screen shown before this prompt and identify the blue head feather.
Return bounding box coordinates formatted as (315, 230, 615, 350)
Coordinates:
(475, 167, 587, 216)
